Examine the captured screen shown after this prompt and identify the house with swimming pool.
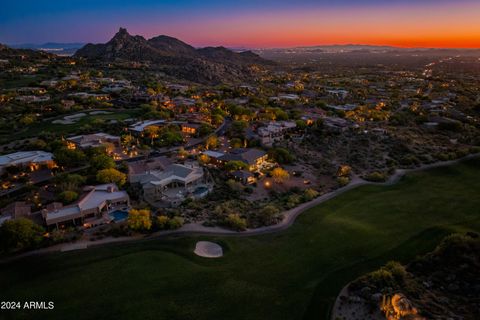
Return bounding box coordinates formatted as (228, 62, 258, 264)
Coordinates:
(42, 184, 130, 228)
(138, 162, 211, 207)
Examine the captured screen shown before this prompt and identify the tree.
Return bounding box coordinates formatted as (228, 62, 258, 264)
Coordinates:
(96, 168, 126, 186)
(19, 114, 37, 126)
(295, 120, 307, 130)
(159, 130, 183, 146)
(211, 114, 224, 126)
(55, 173, 86, 192)
(144, 125, 160, 145)
(177, 147, 188, 159)
(127, 209, 152, 231)
(58, 190, 78, 204)
(258, 205, 280, 225)
(229, 120, 248, 138)
(53, 147, 86, 168)
(122, 134, 135, 148)
(90, 154, 115, 171)
(198, 154, 210, 165)
(224, 160, 248, 172)
(205, 135, 219, 150)
(198, 124, 214, 137)
(229, 138, 243, 149)
(102, 142, 115, 154)
(268, 147, 294, 164)
(0, 218, 45, 252)
(271, 167, 290, 183)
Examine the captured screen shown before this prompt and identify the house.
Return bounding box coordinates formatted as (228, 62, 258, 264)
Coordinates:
(181, 123, 202, 135)
(15, 95, 51, 103)
(139, 163, 207, 207)
(323, 117, 351, 132)
(129, 120, 166, 134)
(40, 80, 59, 87)
(166, 84, 189, 93)
(327, 89, 349, 99)
(0, 202, 32, 225)
(257, 121, 297, 146)
(0, 151, 55, 174)
(230, 170, 256, 185)
(68, 92, 110, 101)
(61, 99, 76, 110)
(219, 148, 268, 171)
(173, 97, 196, 108)
(66, 133, 121, 150)
(42, 184, 129, 228)
(327, 104, 358, 111)
(270, 94, 300, 102)
(16, 87, 47, 94)
(201, 150, 225, 166)
(127, 156, 173, 183)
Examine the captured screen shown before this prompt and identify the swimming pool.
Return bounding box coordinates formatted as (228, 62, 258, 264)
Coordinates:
(109, 210, 128, 222)
(193, 186, 209, 198)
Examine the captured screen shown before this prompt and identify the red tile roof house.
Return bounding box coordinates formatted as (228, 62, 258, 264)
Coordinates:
(42, 184, 130, 229)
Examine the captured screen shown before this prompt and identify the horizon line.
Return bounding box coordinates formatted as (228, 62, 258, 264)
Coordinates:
(4, 41, 480, 51)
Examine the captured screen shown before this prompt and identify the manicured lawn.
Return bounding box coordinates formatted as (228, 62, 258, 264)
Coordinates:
(1, 159, 479, 320)
(2, 109, 140, 142)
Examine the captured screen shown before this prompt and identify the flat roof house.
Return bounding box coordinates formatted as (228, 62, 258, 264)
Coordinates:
(42, 184, 129, 228)
(257, 121, 297, 146)
(140, 163, 206, 207)
(129, 120, 166, 134)
(66, 132, 121, 149)
(0, 151, 55, 174)
(127, 156, 173, 183)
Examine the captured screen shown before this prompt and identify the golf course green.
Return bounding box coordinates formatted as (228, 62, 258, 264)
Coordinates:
(1, 158, 479, 320)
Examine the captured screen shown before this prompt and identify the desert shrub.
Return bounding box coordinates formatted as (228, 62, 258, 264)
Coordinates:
(303, 188, 320, 201)
(156, 216, 170, 230)
(257, 205, 280, 225)
(167, 216, 184, 229)
(58, 190, 79, 204)
(285, 194, 302, 209)
(337, 176, 350, 186)
(364, 171, 387, 182)
(224, 214, 247, 231)
(399, 155, 420, 166)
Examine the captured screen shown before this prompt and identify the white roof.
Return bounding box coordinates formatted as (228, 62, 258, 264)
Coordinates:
(142, 164, 203, 188)
(203, 150, 225, 158)
(129, 120, 166, 132)
(0, 151, 53, 167)
(45, 184, 128, 223)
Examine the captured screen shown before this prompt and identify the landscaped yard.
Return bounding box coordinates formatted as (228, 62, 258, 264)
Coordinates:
(1, 159, 479, 320)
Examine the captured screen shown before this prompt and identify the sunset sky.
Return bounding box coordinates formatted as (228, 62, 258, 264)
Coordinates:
(1, 0, 479, 48)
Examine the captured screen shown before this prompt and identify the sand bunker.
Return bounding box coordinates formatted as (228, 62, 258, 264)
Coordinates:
(194, 241, 223, 258)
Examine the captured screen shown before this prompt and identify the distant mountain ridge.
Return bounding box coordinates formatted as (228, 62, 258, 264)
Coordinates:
(75, 28, 271, 84)
(0, 43, 53, 59)
(9, 42, 84, 56)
